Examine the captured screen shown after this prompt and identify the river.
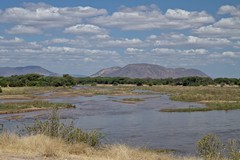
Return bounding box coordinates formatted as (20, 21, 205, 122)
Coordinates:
(0, 89, 240, 154)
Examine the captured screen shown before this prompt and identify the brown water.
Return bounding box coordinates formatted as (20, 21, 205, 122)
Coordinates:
(0, 90, 240, 154)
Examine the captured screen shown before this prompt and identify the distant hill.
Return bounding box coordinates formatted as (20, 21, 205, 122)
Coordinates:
(91, 63, 208, 79)
(0, 66, 58, 77)
(91, 66, 121, 77)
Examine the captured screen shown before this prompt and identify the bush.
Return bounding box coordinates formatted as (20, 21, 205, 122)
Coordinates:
(197, 134, 223, 159)
(112, 82, 118, 86)
(91, 82, 97, 86)
(24, 107, 102, 147)
(227, 139, 240, 160)
(0, 87, 2, 93)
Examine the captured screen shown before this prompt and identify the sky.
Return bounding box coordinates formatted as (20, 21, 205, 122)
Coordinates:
(0, 0, 240, 78)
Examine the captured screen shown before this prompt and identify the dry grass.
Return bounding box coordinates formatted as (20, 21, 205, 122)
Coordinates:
(0, 133, 199, 160)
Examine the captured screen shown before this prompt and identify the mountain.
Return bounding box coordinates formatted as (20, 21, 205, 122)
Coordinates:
(0, 66, 58, 77)
(91, 63, 208, 79)
(91, 66, 121, 77)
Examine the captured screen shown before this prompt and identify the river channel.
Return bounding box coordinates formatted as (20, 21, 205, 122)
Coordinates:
(0, 88, 240, 154)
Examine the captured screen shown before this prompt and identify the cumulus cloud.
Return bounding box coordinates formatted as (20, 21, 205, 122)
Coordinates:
(151, 48, 208, 56)
(222, 51, 239, 58)
(0, 2, 107, 29)
(193, 17, 240, 39)
(90, 5, 214, 30)
(84, 57, 95, 62)
(149, 33, 231, 47)
(125, 48, 144, 55)
(0, 3, 239, 75)
(97, 38, 144, 48)
(218, 5, 240, 16)
(151, 48, 176, 55)
(180, 49, 208, 55)
(64, 24, 107, 35)
(6, 25, 42, 34)
(194, 5, 240, 39)
(0, 37, 42, 51)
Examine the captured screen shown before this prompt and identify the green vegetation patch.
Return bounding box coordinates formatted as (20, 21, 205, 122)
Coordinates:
(121, 98, 144, 102)
(160, 102, 240, 112)
(113, 97, 144, 104)
(0, 101, 75, 114)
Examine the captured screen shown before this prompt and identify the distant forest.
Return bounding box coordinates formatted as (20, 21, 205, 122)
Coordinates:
(0, 74, 240, 87)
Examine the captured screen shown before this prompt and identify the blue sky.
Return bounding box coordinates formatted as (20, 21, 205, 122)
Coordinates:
(0, 0, 240, 77)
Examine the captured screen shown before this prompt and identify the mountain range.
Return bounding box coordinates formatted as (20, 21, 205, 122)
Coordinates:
(91, 63, 208, 79)
(0, 66, 57, 77)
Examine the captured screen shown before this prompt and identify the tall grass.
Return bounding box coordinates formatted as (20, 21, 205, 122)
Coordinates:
(197, 134, 240, 160)
(23, 108, 102, 147)
(0, 133, 198, 160)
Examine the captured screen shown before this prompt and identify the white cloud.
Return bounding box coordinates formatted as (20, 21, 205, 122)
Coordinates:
(64, 24, 107, 35)
(50, 38, 70, 43)
(0, 3, 107, 29)
(84, 57, 95, 62)
(193, 17, 240, 39)
(6, 25, 42, 34)
(90, 5, 214, 30)
(151, 48, 208, 56)
(218, 5, 240, 16)
(222, 51, 238, 58)
(194, 5, 240, 39)
(125, 48, 144, 55)
(97, 38, 144, 48)
(180, 49, 208, 55)
(151, 33, 231, 47)
(151, 48, 176, 55)
(187, 36, 230, 46)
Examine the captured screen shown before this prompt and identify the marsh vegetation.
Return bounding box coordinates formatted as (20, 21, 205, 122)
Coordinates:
(1, 75, 240, 159)
(0, 101, 75, 114)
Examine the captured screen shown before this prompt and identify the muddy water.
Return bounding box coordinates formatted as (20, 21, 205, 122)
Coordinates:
(0, 91, 240, 154)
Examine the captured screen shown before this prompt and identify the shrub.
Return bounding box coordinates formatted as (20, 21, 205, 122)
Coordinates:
(24, 107, 102, 147)
(113, 82, 118, 86)
(197, 134, 223, 159)
(227, 139, 240, 160)
(91, 82, 97, 86)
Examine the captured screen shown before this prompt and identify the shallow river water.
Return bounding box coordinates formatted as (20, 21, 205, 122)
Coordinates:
(0, 89, 240, 154)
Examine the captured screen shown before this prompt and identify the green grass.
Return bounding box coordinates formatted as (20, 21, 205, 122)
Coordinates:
(0, 101, 75, 114)
(134, 85, 240, 112)
(121, 98, 144, 102)
(160, 102, 240, 112)
(113, 97, 144, 104)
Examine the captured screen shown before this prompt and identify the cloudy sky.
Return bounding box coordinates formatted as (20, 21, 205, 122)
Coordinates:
(0, 0, 240, 77)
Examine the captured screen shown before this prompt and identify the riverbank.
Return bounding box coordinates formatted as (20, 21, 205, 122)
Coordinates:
(0, 133, 197, 160)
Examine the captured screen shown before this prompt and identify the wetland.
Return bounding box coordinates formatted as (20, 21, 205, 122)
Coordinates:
(1, 85, 240, 154)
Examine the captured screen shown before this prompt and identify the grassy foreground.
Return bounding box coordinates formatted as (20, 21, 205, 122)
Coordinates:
(0, 133, 196, 160)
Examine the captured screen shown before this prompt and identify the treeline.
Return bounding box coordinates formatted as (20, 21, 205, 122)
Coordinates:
(0, 74, 240, 87)
(0, 74, 76, 87)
